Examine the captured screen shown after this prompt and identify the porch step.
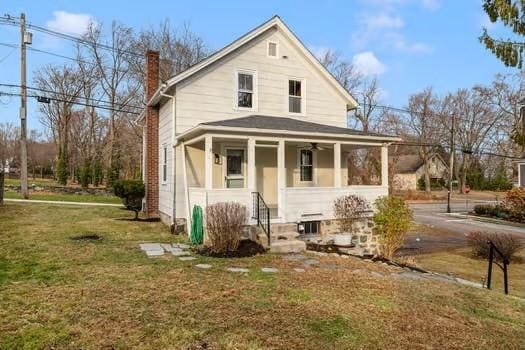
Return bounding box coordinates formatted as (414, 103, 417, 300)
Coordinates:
(273, 231, 300, 241)
(270, 240, 307, 254)
(270, 223, 298, 234)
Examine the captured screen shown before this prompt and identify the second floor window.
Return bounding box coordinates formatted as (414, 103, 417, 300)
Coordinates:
(237, 72, 254, 108)
(289, 79, 302, 114)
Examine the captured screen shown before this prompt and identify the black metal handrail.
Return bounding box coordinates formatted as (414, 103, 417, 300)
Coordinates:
(486, 240, 509, 295)
(252, 192, 271, 246)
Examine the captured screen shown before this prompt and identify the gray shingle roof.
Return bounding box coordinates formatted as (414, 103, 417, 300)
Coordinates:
(201, 115, 395, 138)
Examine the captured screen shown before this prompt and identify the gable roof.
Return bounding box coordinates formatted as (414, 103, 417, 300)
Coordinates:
(391, 153, 448, 174)
(178, 115, 401, 142)
(148, 15, 358, 109)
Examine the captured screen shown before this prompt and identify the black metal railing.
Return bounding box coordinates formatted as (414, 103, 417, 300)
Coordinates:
(252, 192, 271, 246)
(486, 240, 509, 295)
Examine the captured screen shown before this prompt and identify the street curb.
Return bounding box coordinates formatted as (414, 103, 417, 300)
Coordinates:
(445, 212, 525, 229)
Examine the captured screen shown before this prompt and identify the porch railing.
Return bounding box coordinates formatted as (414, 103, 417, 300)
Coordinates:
(252, 192, 271, 246)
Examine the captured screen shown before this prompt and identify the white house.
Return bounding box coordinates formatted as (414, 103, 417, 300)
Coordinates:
(140, 16, 400, 251)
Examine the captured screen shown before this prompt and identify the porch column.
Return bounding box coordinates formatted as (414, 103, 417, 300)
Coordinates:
(334, 142, 341, 187)
(277, 139, 286, 219)
(205, 135, 213, 190)
(381, 143, 388, 187)
(247, 137, 256, 191)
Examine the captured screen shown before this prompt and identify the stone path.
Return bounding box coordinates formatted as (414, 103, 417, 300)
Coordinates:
(138, 243, 484, 290)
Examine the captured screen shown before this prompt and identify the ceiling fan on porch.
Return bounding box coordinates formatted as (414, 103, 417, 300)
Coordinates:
(298, 142, 329, 151)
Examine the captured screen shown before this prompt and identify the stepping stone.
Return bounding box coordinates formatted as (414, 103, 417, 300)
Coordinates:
(179, 256, 197, 261)
(171, 250, 191, 257)
(303, 259, 320, 266)
(161, 243, 177, 252)
(261, 267, 279, 273)
(174, 243, 191, 249)
(284, 254, 307, 261)
(195, 264, 212, 269)
(351, 269, 363, 274)
(293, 268, 306, 273)
(226, 267, 249, 273)
(320, 263, 338, 270)
(145, 250, 164, 257)
(370, 271, 384, 278)
(139, 243, 162, 251)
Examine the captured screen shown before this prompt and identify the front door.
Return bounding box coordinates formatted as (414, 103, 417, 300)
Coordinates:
(225, 148, 245, 188)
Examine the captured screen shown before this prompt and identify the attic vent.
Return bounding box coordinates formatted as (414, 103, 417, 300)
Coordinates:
(268, 41, 278, 58)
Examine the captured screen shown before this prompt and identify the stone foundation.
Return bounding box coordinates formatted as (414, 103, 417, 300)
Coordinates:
(319, 217, 381, 256)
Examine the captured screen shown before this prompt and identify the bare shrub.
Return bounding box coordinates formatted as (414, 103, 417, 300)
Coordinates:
(466, 231, 525, 263)
(503, 187, 525, 223)
(373, 196, 413, 260)
(205, 202, 246, 254)
(333, 195, 371, 233)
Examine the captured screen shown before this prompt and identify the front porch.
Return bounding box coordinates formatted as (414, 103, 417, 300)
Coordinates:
(180, 128, 392, 228)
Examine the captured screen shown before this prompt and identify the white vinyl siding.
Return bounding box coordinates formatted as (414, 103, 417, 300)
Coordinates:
(158, 101, 173, 218)
(176, 27, 348, 134)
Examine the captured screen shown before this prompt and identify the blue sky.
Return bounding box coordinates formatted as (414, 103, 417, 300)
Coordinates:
(0, 0, 516, 131)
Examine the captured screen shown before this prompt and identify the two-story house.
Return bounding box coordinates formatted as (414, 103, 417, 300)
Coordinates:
(139, 16, 400, 251)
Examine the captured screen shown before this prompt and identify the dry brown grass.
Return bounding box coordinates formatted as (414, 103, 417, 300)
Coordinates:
(0, 203, 524, 349)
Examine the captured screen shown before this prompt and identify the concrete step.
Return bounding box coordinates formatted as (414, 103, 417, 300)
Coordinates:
(273, 231, 300, 241)
(270, 240, 306, 254)
(270, 223, 298, 234)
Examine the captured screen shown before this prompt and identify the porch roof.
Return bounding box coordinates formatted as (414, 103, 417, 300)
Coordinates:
(178, 115, 401, 143)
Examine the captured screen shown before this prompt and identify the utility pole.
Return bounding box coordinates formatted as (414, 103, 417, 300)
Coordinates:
(447, 113, 455, 213)
(19, 13, 30, 199)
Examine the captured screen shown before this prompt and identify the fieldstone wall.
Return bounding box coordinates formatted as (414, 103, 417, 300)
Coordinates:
(320, 217, 381, 256)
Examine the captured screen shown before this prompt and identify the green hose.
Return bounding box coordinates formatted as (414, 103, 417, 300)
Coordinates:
(190, 205, 204, 245)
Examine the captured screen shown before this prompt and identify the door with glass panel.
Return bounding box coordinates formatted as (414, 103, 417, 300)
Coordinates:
(225, 148, 245, 188)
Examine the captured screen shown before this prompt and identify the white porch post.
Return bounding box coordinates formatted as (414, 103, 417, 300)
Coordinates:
(205, 135, 213, 190)
(381, 143, 388, 187)
(247, 138, 256, 191)
(277, 139, 286, 220)
(334, 142, 341, 187)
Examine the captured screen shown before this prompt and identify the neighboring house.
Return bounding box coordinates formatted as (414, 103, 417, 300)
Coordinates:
(391, 153, 449, 191)
(139, 16, 400, 250)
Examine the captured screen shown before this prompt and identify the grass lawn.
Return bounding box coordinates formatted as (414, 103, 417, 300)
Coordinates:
(412, 248, 525, 299)
(1, 203, 524, 349)
(3, 190, 122, 204)
(4, 178, 60, 187)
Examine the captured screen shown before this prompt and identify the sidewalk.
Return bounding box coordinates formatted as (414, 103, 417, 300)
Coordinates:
(3, 198, 123, 207)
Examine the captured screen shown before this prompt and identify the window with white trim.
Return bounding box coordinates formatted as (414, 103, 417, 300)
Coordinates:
(267, 41, 278, 57)
(299, 149, 313, 182)
(237, 72, 254, 109)
(289, 79, 302, 114)
(162, 146, 167, 183)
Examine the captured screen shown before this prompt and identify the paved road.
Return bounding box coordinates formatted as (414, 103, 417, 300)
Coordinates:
(400, 201, 525, 254)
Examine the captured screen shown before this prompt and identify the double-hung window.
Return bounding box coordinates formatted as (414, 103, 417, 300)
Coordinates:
(299, 149, 313, 182)
(162, 146, 167, 183)
(237, 72, 254, 109)
(289, 79, 302, 114)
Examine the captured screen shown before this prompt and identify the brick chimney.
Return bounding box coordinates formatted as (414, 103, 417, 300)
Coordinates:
(144, 50, 160, 218)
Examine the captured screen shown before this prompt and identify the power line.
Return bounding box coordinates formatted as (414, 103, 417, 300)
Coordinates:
(0, 90, 140, 115)
(392, 141, 520, 160)
(0, 83, 144, 111)
(0, 15, 143, 58)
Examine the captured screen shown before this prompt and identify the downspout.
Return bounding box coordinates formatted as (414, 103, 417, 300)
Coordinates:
(159, 83, 177, 226)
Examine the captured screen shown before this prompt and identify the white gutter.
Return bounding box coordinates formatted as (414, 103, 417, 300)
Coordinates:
(159, 86, 177, 225)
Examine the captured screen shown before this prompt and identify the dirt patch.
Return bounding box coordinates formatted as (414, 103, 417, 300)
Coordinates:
(70, 234, 103, 241)
(196, 239, 266, 258)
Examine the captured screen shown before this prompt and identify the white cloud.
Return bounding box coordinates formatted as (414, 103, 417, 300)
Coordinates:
(352, 51, 386, 76)
(46, 11, 94, 36)
(363, 13, 404, 31)
(386, 32, 433, 53)
(421, 0, 441, 10)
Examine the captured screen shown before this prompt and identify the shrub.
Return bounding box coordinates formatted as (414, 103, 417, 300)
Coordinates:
(473, 204, 510, 219)
(503, 187, 525, 223)
(205, 202, 246, 254)
(466, 231, 524, 263)
(113, 180, 145, 220)
(417, 176, 446, 191)
(333, 195, 371, 233)
(373, 196, 413, 260)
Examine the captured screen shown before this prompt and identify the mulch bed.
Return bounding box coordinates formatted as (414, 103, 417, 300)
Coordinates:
(195, 239, 266, 258)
